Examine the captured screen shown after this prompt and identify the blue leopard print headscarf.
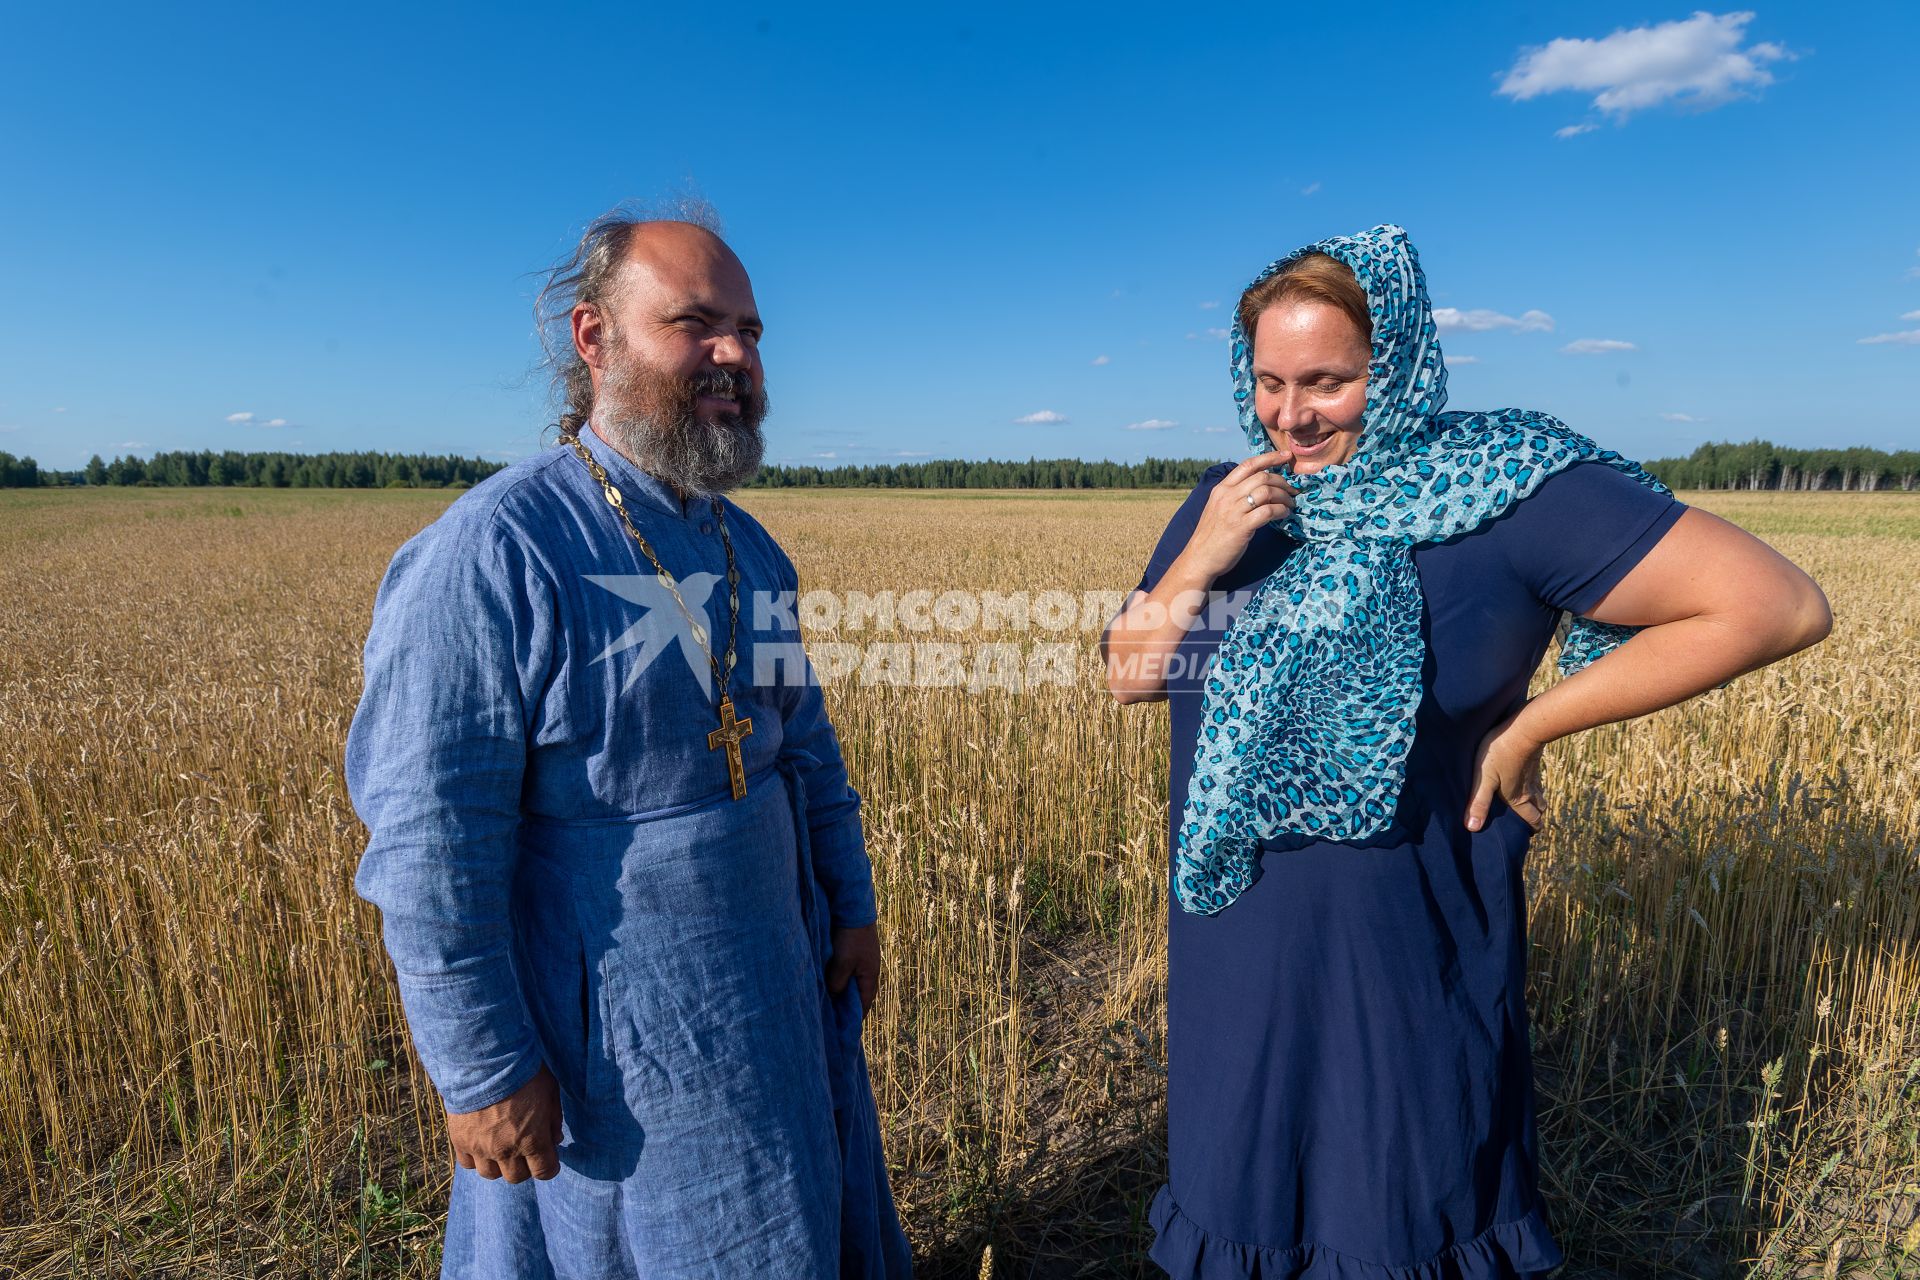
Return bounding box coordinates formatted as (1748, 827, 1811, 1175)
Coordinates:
(1174, 223, 1667, 916)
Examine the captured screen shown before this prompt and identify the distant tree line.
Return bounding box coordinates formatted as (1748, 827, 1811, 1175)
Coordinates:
(3, 449, 1217, 491)
(753, 445, 1920, 492)
(1643, 440, 1920, 491)
(0, 448, 508, 488)
(0, 451, 40, 487)
(743, 456, 1220, 489)
(5, 440, 1916, 493)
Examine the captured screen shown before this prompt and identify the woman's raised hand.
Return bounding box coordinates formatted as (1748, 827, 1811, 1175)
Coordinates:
(1105, 450, 1296, 705)
(1174, 451, 1297, 586)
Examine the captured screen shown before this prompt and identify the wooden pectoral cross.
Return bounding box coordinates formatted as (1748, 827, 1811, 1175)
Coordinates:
(708, 695, 754, 800)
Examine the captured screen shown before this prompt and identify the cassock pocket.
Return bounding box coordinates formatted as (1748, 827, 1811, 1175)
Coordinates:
(834, 979, 865, 1031)
(576, 926, 610, 1106)
(579, 965, 591, 1071)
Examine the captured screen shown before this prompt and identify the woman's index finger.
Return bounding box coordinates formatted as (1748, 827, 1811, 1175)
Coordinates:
(1226, 449, 1293, 482)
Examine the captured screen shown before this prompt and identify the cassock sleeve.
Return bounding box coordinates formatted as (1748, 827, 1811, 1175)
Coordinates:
(346, 504, 556, 1114)
(768, 543, 879, 930)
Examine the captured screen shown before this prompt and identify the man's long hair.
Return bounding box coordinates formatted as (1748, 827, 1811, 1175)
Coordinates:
(533, 197, 725, 440)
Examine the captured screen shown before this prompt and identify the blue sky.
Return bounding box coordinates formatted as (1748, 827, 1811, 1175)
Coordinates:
(1, 2, 1914, 472)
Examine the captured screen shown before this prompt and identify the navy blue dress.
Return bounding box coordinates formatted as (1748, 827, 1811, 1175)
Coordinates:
(1134, 461, 1683, 1279)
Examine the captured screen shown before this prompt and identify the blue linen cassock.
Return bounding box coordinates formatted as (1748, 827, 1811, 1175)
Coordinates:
(347, 422, 912, 1278)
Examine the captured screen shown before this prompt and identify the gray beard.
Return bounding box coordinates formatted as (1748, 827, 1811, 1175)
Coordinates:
(594, 363, 767, 499)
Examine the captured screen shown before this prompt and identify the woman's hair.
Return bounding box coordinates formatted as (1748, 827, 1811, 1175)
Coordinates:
(1236, 252, 1371, 350)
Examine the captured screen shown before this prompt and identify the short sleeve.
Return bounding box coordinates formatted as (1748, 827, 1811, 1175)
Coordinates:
(1134, 463, 1234, 594)
(1497, 461, 1685, 615)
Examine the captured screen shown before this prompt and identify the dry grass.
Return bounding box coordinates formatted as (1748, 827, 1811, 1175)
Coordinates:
(0, 485, 1914, 1278)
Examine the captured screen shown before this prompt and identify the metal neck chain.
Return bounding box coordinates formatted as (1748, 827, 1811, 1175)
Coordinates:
(560, 429, 740, 700)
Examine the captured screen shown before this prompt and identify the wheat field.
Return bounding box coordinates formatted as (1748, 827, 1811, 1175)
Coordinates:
(0, 485, 1915, 1278)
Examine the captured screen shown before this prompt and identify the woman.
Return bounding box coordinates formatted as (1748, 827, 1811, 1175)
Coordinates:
(1102, 225, 1830, 1278)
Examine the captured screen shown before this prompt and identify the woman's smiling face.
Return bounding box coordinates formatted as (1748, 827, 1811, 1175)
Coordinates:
(1250, 299, 1371, 474)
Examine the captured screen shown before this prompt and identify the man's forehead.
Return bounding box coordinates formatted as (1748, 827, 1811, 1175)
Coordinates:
(621, 224, 755, 309)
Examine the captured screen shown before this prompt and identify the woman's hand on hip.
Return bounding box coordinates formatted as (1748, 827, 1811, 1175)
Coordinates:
(1174, 451, 1297, 584)
(1466, 710, 1546, 833)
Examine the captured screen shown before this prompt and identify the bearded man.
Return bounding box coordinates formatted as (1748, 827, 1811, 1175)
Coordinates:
(346, 208, 911, 1277)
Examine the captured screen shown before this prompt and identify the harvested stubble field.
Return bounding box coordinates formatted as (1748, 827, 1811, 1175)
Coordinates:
(0, 484, 1916, 1279)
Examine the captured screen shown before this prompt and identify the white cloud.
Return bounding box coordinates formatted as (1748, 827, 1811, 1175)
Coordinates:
(1301, 181, 1322, 196)
(1562, 338, 1638, 355)
(1857, 330, 1920, 346)
(1555, 123, 1599, 139)
(1498, 12, 1792, 122)
(1660, 412, 1705, 423)
(1446, 354, 1483, 365)
(263, 418, 288, 427)
(1090, 354, 1111, 366)
(886, 450, 931, 459)
(811, 451, 839, 460)
(109, 440, 148, 450)
(1196, 426, 1231, 434)
(1433, 307, 1554, 333)
(1198, 300, 1220, 310)
(1901, 310, 1920, 321)
(1013, 410, 1068, 424)
(1125, 419, 1179, 431)
(1204, 327, 1230, 341)
(226, 411, 255, 423)
(52, 407, 67, 413)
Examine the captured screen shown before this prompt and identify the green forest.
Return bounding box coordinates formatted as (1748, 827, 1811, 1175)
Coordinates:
(2, 440, 1916, 491)
(1639, 440, 1919, 491)
(0, 449, 506, 490)
(741, 457, 1219, 489)
(0, 448, 1217, 491)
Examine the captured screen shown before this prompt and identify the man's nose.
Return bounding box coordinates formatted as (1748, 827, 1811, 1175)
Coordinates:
(710, 332, 751, 369)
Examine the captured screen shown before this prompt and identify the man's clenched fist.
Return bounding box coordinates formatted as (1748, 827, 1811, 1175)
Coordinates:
(446, 1064, 563, 1183)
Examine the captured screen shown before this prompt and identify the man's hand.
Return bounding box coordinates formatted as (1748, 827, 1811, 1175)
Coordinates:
(1466, 710, 1547, 834)
(446, 1064, 563, 1183)
(826, 923, 882, 1012)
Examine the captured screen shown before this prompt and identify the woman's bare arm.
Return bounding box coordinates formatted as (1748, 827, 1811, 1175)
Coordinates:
(1102, 577, 1209, 706)
(1467, 506, 1832, 830)
(1518, 507, 1830, 741)
(1103, 452, 1295, 704)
